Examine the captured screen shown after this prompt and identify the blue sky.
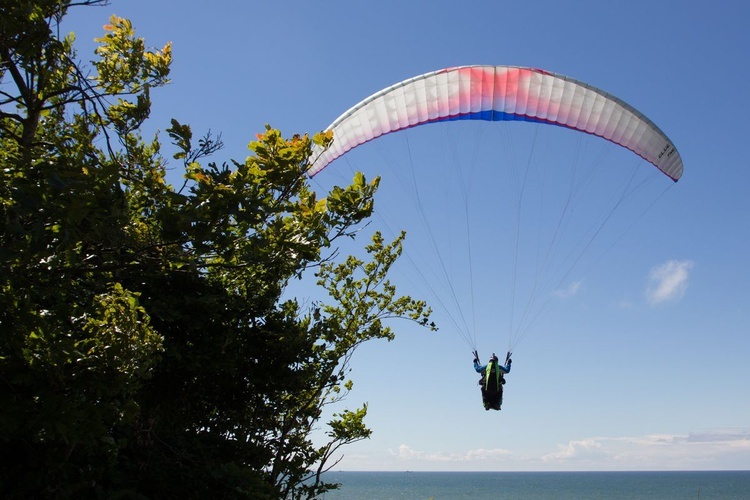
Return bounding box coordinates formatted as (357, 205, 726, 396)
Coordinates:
(63, 1, 749, 471)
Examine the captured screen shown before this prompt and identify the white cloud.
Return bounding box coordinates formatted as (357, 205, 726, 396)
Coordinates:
(686, 430, 750, 444)
(541, 438, 605, 462)
(368, 430, 750, 471)
(391, 444, 511, 463)
(539, 430, 750, 470)
(645, 260, 694, 305)
(465, 448, 513, 460)
(553, 280, 582, 298)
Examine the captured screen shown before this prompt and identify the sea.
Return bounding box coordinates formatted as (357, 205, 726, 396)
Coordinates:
(316, 471, 750, 499)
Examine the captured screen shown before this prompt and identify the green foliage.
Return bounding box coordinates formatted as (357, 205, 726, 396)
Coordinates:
(79, 283, 162, 381)
(94, 15, 171, 94)
(0, 2, 433, 499)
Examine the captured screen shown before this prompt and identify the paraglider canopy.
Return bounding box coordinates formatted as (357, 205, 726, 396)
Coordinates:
(307, 65, 682, 181)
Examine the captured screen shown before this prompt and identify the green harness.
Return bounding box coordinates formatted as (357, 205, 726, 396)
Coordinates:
(484, 361, 504, 395)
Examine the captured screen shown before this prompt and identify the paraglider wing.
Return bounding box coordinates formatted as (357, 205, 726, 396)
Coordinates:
(307, 66, 682, 181)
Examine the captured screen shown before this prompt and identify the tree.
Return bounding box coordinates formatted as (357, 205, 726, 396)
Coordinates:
(0, 2, 433, 498)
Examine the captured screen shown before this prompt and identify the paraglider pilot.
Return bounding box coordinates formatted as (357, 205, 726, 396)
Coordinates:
(473, 351, 512, 411)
